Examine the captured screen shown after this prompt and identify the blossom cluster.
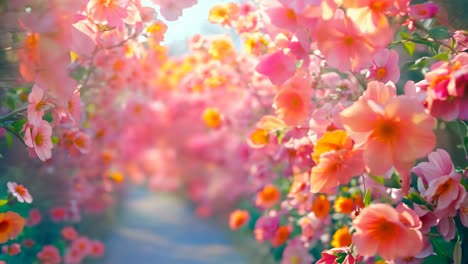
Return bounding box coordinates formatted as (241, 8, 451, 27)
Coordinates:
(0, 0, 467, 263)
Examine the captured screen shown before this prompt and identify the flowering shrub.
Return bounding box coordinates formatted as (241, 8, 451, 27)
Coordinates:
(0, 0, 467, 263)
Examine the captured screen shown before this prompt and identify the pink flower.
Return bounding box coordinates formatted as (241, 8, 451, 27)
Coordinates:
(71, 236, 92, 256)
(281, 238, 314, 264)
(2, 243, 21, 256)
(316, 10, 381, 72)
(437, 217, 456, 241)
(409, 2, 439, 20)
(340, 81, 436, 193)
(273, 74, 313, 126)
(27, 85, 47, 126)
(352, 203, 423, 261)
(421, 53, 468, 121)
(265, 5, 300, 33)
(254, 214, 280, 242)
(453, 30, 468, 52)
(152, 0, 198, 21)
(37, 245, 61, 264)
(27, 209, 42, 226)
(89, 240, 105, 257)
(367, 49, 400, 83)
(87, 0, 139, 28)
(7, 182, 33, 203)
(62, 226, 79, 241)
(459, 195, 468, 227)
(412, 149, 466, 217)
(50, 206, 68, 223)
(23, 120, 53, 161)
(256, 50, 297, 85)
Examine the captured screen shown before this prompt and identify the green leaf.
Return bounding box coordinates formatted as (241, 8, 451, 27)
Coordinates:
(408, 192, 428, 205)
(0, 200, 8, 207)
(296, 60, 304, 69)
(52, 136, 59, 145)
(402, 41, 416, 56)
(364, 189, 371, 207)
(5, 133, 13, 147)
(428, 26, 452, 40)
(432, 51, 450, 61)
(335, 252, 347, 264)
(369, 174, 384, 185)
(276, 129, 286, 144)
(383, 173, 402, 188)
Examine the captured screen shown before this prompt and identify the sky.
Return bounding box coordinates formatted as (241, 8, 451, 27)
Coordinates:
(143, 0, 234, 53)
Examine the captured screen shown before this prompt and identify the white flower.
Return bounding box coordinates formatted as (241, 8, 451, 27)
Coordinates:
(7, 182, 33, 203)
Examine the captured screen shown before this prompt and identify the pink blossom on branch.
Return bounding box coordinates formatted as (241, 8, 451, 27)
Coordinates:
(367, 48, 400, 83)
(152, 0, 198, 21)
(256, 50, 297, 86)
(412, 149, 466, 218)
(23, 120, 53, 162)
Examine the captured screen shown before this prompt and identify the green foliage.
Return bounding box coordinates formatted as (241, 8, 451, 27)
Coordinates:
(363, 189, 371, 207)
(428, 26, 452, 40)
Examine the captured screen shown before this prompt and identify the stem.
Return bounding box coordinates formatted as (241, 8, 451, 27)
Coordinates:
(2, 125, 25, 145)
(412, 21, 457, 53)
(0, 105, 27, 123)
(456, 120, 468, 158)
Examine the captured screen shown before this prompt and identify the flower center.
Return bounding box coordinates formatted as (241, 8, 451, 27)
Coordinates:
(0, 220, 10, 233)
(371, 218, 397, 241)
(290, 256, 301, 264)
(286, 9, 296, 20)
(432, 179, 452, 204)
(35, 133, 43, 146)
(373, 118, 399, 143)
(375, 67, 387, 80)
(343, 36, 354, 46)
(15, 185, 27, 196)
(370, 0, 389, 12)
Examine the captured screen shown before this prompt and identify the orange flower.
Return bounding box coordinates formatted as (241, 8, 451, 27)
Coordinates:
(247, 128, 270, 148)
(256, 185, 281, 208)
(331, 226, 352, 248)
(229, 210, 250, 230)
(202, 107, 223, 129)
(334, 196, 354, 214)
(0, 212, 26, 243)
(312, 194, 330, 218)
(310, 130, 365, 194)
(271, 226, 291, 247)
(352, 203, 423, 261)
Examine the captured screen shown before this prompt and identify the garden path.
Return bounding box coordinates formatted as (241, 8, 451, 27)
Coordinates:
(101, 186, 247, 264)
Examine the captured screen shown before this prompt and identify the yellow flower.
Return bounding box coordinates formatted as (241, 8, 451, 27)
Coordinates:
(331, 226, 352, 248)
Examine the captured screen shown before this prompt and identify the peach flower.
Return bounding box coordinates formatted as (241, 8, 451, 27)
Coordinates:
(340, 81, 436, 193)
(273, 74, 313, 126)
(352, 203, 423, 261)
(310, 130, 365, 194)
